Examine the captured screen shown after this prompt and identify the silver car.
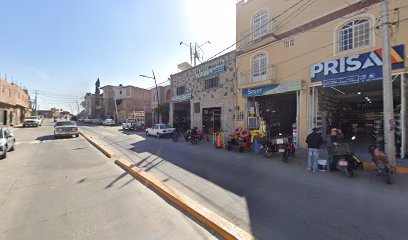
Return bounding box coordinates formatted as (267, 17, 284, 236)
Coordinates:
(0, 128, 16, 159)
(54, 121, 79, 138)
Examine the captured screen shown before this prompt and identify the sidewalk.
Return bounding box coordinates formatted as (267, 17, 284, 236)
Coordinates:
(79, 126, 408, 240)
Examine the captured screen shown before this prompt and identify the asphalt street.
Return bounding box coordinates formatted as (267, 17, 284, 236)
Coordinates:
(0, 120, 218, 240)
(79, 124, 408, 240)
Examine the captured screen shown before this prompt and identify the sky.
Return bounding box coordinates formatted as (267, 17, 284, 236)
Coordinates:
(0, 0, 236, 113)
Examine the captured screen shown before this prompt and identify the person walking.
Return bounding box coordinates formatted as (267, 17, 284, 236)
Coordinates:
(306, 127, 324, 172)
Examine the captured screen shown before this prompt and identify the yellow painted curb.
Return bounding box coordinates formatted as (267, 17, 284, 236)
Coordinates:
(115, 159, 256, 240)
(79, 130, 116, 159)
(363, 162, 408, 174)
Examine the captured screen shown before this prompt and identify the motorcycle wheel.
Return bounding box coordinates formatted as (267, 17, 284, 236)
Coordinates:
(172, 133, 179, 142)
(191, 138, 198, 145)
(343, 168, 354, 178)
(383, 168, 392, 184)
(184, 134, 190, 141)
(282, 150, 289, 162)
(263, 148, 272, 158)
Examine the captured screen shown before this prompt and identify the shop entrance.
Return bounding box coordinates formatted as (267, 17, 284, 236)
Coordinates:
(250, 92, 297, 138)
(173, 102, 191, 130)
(312, 75, 407, 159)
(202, 107, 221, 134)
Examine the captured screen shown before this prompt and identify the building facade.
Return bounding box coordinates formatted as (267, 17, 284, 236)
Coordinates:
(0, 79, 31, 126)
(84, 93, 103, 119)
(235, 0, 408, 157)
(170, 51, 236, 133)
(98, 85, 152, 125)
(150, 85, 172, 124)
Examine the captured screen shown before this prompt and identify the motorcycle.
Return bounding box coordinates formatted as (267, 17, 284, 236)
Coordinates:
(190, 128, 210, 145)
(368, 144, 395, 184)
(328, 136, 363, 178)
(260, 140, 278, 158)
(276, 134, 295, 162)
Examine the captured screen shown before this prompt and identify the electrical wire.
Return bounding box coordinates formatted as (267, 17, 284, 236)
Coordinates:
(205, 0, 308, 62)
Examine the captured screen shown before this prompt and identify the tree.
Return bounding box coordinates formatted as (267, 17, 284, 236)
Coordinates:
(153, 102, 170, 124)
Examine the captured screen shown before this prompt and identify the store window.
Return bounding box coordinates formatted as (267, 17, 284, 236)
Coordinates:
(176, 86, 186, 95)
(252, 52, 268, 82)
(253, 9, 269, 40)
(284, 39, 294, 48)
(194, 102, 200, 113)
(204, 77, 219, 90)
(338, 18, 371, 53)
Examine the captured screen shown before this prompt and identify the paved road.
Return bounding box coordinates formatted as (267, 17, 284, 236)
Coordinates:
(80, 124, 408, 240)
(0, 120, 218, 240)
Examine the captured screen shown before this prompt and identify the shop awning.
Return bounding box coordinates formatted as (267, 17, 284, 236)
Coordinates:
(242, 80, 303, 97)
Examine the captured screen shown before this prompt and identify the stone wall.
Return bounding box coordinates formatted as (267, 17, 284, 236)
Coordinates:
(170, 51, 236, 133)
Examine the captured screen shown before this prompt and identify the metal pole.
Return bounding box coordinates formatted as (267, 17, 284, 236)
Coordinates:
(152, 70, 160, 124)
(381, 0, 396, 166)
(401, 73, 406, 158)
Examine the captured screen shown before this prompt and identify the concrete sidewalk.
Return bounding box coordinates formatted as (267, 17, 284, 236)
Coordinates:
(79, 125, 408, 240)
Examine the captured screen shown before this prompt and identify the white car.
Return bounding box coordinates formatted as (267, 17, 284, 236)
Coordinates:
(0, 128, 16, 159)
(145, 124, 175, 138)
(103, 119, 115, 126)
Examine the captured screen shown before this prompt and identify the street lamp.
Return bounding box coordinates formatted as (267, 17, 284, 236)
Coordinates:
(140, 70, 160, 124)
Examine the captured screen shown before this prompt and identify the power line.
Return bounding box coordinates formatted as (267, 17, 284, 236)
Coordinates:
(206, 0, 308, 61)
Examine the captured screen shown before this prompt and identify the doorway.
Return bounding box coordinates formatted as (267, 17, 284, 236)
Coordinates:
(202, 107, 221, 134)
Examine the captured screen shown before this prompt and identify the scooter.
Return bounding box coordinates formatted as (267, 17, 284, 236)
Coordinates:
(260, 140, 278, 158)
(368, 144, 395, 184)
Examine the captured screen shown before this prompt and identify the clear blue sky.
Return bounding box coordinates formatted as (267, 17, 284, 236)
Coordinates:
(0, 0, 236, 112)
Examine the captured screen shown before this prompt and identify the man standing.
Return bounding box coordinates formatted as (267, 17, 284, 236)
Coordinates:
(306, 127, 324, 172)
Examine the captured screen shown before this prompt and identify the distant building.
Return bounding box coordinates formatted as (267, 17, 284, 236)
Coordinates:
(150, 85, 172, 124)
(100, 85, 152, 126)
(0, 79, 31, 126)
(84, 93, 103, 119)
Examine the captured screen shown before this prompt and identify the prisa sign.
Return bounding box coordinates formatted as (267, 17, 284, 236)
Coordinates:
(310, 45, 404, 87)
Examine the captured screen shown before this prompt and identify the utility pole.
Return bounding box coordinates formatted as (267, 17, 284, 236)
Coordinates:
(381, 0, 396, 166)
(34, 90, 38, 113)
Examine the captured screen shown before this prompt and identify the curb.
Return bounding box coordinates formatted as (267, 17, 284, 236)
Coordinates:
(115, 159, 255, 240)
(80, 130, 255, 240)
(362, 162, 408, 174)
(79, 130, 116, 159)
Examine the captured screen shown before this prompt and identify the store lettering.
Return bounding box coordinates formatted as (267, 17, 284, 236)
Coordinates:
(311, 52, 383, 78)
(247, 88, 263, 96)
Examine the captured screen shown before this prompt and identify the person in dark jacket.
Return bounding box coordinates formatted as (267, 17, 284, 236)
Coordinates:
(305, 128, 324, 172)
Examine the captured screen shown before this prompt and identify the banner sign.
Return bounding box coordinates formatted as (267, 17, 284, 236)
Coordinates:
(195, 59, 225, 79)
(242, 80, 303, 97)
(310, 45, 404, 87)
(171, 93, 192, 103)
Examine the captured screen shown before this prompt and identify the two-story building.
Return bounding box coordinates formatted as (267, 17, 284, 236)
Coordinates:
(0, 79, 31, 126)
(235, 0, 407, 156)
(169, 51, 236, 133)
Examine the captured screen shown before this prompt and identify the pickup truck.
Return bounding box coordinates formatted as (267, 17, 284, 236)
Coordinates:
(145, 124, 175, 138)
(122, 119, 136, 130)
(23, 116, 42, 127)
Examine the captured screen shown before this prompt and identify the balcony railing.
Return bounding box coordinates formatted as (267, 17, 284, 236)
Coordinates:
(238, 64, 277, 86)
(238, 21, 277, 50)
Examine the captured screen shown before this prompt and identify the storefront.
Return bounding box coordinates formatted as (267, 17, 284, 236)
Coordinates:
(242, 80, 303, 146)
(308, 45, 407, 158)
(170, 50, 236, 133)
(202, 107, 221, 133)
(171, 93, 192, 130)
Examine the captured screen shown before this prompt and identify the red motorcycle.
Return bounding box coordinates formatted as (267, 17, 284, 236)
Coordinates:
(276, 135, 295, 162)
(190, 130, 210, 145)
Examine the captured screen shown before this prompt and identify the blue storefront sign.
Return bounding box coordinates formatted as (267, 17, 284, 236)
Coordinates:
(242, 80, 303, 97)
(310, 45, 404, 87)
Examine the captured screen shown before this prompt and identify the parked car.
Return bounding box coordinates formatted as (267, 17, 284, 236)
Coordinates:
(0, 128, 16, 159)
(91, 119, 103, 125)
(145, 124, 175, 138)
(23, 116, 42, 127)
(54, 121, 79, 138)
(103, 119, 115, 126)
(122, 119, 144, 130)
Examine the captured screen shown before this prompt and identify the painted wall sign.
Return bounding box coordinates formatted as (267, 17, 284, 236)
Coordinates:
(242, 80, 303, 97)
(310, 45, 404, 87)
(195, 59, 225, 79)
